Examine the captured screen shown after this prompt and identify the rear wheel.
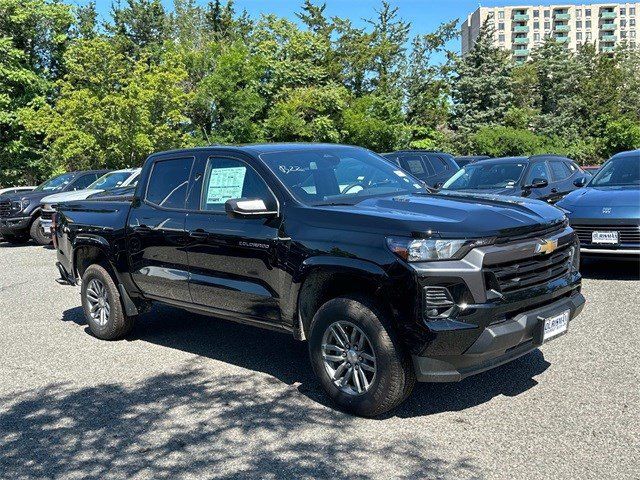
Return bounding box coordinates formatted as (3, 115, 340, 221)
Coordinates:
(308, 296, 415, 417)
(30, 217, 51, 245)
(81, 264, 135, 340)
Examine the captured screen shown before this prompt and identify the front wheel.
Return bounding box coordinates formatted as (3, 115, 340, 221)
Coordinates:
(81, 264, 135, 340)
(30, 217, 51, 245)
(308, 296, 415, 417)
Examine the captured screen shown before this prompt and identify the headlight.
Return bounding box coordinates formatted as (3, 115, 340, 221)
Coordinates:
(10, 199, 30, 212)
(386, 237, 493, 262)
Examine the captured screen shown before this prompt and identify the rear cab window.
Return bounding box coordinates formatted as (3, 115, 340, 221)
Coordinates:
(145, 158, 194, 209)
(549, 161, 572, 181)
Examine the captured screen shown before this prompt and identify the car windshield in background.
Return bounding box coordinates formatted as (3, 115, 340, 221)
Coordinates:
(590, 155, 640, 187)
(33, 173, 76, 192)
(89, 171, 132, 190)
(442, 162, 526, 190)
(259, 148, 425, 206)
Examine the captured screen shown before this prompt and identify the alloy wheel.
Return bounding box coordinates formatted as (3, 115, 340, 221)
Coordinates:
(86, 278, 110, 327)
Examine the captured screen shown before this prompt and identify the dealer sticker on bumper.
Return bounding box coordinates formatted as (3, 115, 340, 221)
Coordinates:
(543, 310, 570, 342)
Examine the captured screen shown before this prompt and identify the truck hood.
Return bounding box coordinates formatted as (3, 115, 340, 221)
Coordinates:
(440, 187, 519, 196)
(0, 189, 54, 204)
(309, 191, 565, 238)
(557, 186, 640, 207)
(41, 189, 103, 205)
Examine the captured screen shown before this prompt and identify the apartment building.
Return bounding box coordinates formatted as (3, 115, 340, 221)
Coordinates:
(461, 3, 640, 60)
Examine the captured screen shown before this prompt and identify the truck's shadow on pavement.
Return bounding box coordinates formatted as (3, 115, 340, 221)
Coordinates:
(62, 303, 550, 419)
(579, 257, 640, 280)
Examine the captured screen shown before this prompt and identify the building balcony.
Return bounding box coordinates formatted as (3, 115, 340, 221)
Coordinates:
(555, 36, 570, 43)
(513, 49, 529, 57)
(555, 24, 570, 32)
(600, 22, 617, 31)
(600, 46, 615, 52)
(600, 11, 617, 20)
(513, 25, 530, 33)
(513, 37, 529, 44)
(554, 13, 571, 20)
(513, 13, 530, 21)
(600, 34, 617, 42)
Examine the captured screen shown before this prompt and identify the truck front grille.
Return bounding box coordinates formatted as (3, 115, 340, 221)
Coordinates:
(485, 244, 573, 293)
(0, 200, 11, 218)
(572, 224, 640, 245)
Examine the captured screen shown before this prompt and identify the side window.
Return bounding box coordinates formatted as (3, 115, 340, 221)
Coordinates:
(71, 174, 98, 190)
(526, 162, 549, 183)
(431, 156, 448, 174)
(399, 155, 427, 176)
(201, 157, 275, 212)
(549, 161, 571, 181)
(146, 158, 193, 209)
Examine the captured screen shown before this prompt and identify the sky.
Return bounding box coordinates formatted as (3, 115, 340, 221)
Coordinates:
(80, 0, 601, 55)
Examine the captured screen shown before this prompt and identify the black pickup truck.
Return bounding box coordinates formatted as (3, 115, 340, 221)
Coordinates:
(54, 144, 585, 416)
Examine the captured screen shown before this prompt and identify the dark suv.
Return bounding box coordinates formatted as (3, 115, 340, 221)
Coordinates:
(440, 155, 589, 203)
(382, 150, 459, 188)
(54, 144, 584, 416)
(0, 170, 108, 244)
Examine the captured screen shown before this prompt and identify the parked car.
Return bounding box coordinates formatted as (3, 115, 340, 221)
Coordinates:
(453, 155, 491, 168)
(0, 170, 109, 245)
(0, 186, 36, 196)
(556, 149, 640, 256)
(54, 144, 584, 417)
(440, 155, 589, 204)
(381, 150, 459, 188)
(39, 168, 140, 244)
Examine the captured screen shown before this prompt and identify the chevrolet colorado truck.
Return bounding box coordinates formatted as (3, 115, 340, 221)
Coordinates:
(54, 144, 585, 416)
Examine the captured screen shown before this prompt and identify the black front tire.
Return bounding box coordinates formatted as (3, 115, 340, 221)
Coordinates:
(308, 295, 416, 417)
(30, 217, 51, 245)
(81, 264, 135, 340)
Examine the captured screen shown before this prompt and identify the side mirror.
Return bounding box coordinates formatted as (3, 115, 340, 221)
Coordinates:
(225, 198, 278, 219)
(526, 178, 548, 189)
(573, 177, 587, 187)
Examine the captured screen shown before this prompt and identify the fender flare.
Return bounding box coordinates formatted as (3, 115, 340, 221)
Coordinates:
(288, 256, 390, 340)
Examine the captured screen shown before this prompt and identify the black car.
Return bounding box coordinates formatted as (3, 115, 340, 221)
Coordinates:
(440, 155, 589, 204)
(382, 150, 459, 188)
(0, 170, 109, 244)
(556, 149, 640, 256)
(454, 155, 491, 168)
(54, 144, 584, 417)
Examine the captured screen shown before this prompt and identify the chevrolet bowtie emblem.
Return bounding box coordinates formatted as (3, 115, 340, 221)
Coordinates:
(535, 238, 558, 255)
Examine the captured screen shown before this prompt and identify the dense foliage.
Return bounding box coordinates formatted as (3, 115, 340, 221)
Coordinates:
(1, 0, 639, 186)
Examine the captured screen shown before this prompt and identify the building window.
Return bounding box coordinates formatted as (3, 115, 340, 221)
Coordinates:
(621, 8, 626, 16)
(534, 10, 540, 18)
(498, 10, 504, 19)
(498, 34, 505, 42)
(544, 10, 550, 18)
(545, 21, 550, 30)
(576, 20, 582, 28)
(621, 31, 627, 38)
(576, 9, 582, 18)
(586, 32, 592, 40)
(585, 9, 591, 17)
(630, 7, 636, 15)
(498, 22, 504, 30)
(534, 21, 540, 29)
(621, 19, 627, 27)
(577, 32, 582, 40)
(631, 30, 637, 38)
(586, 20, 591, 28)
(631, 19, 636, 27)
(534, 33, 541, 41)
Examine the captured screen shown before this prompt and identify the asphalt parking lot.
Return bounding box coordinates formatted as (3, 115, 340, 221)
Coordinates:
(1, 242, 638, 480)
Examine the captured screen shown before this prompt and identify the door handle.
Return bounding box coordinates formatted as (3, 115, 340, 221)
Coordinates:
(190, 229, 208, 239)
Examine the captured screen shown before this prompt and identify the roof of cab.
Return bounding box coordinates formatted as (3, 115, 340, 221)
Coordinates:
(148, 143, 367, 158)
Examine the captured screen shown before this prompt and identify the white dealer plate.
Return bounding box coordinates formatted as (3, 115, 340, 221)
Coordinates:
(543, 310, 569, 342)
(592, 231, 618, 244)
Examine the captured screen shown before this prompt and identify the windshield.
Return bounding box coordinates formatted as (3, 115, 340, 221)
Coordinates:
(442, 162, 526, 190)
(34, 173, 76, 192)
(259, 147, 424, 205)
(89, 171, 132, 190)
(590, 154, 640, 187)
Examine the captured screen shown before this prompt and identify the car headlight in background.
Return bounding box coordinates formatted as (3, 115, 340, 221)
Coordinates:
(386, 237, 493, 262)
(10, 198, 30, 213)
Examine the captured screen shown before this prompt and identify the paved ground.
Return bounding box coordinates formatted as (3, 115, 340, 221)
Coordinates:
(0, 242, 638, 480)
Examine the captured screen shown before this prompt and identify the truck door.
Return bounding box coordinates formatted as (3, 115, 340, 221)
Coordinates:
(127, 156, 194, 303)
(184, 154, 285, 324)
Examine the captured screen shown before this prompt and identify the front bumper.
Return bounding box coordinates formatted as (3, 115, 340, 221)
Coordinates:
(412, 292, 584, 382)
(0, 216, 31, 234)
